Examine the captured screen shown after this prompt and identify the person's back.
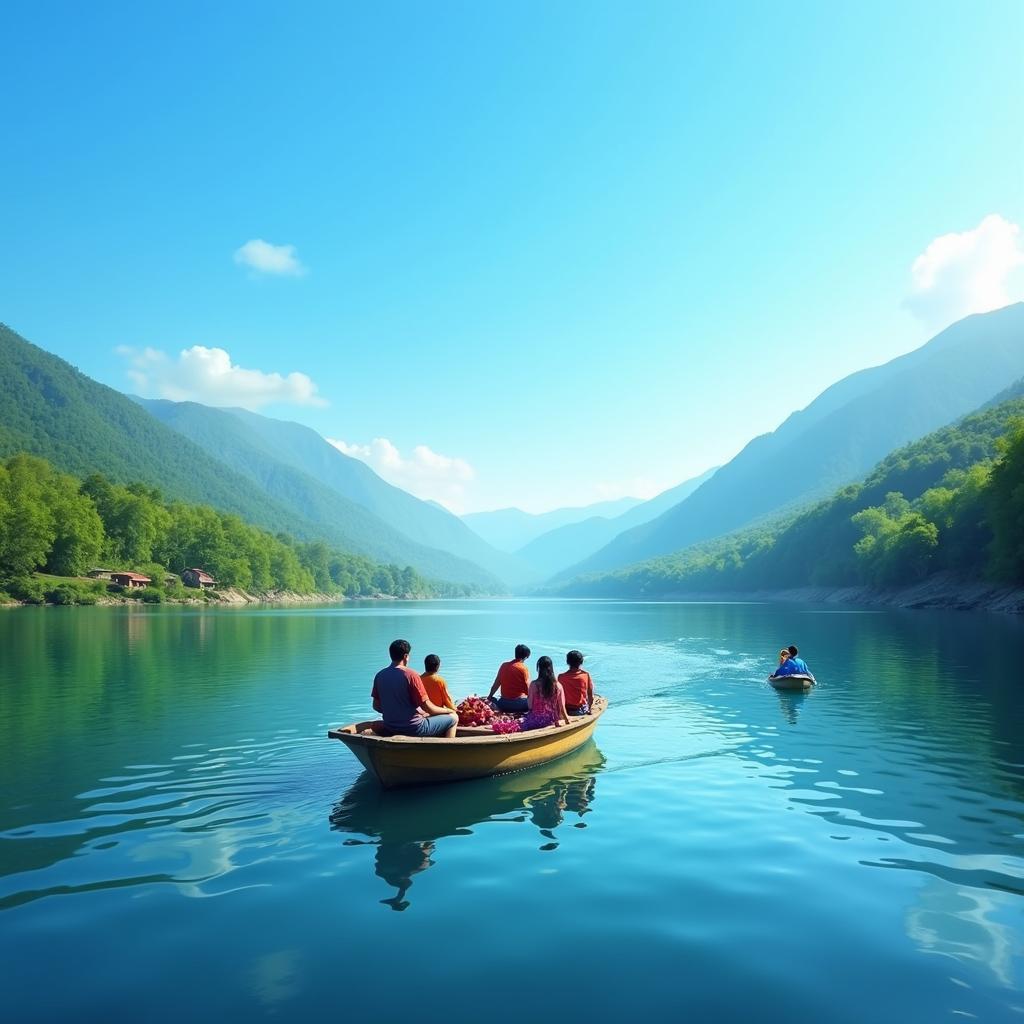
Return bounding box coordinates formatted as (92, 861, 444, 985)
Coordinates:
(495, 660, 529, 698)
(521, 656, 569, 731)
(421, 653, 456, 711)
(787, 645, 811, 675)
(488, 644, 531, 713)
(373, 664, 427, 729)
(558, 649, 593, 714)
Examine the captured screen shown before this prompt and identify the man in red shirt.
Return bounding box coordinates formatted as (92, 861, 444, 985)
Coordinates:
(558, 649, 594, 716)
(372, 639, 458, 737)
(487, 643, 531, 713)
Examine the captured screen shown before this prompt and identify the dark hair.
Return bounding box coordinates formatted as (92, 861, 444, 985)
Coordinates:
(788, 645, 798, 657)
(514, 644, 531, 661)
(566, 649, 584, 669)
(424, 653, 440, 674)
(536, 656, 556, 700)
(389, 638, 411, 662)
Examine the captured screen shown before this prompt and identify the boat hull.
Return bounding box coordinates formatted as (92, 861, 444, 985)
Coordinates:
(768, 674, 815, 690)
(329, 697, 606, 788)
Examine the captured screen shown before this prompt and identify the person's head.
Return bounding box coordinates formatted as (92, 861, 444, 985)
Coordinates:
(787, 645, 799, 657)
(536, 655, 556, 698)
(424, 653, 440, 674)
(566, 650, 584, 670)
(389, 638, 411, 665)
(514, 643, 531, 661)
(779, 648, 790, 662)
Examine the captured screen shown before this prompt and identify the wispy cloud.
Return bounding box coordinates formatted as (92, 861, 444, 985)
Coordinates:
(233, 238, 307, 277)
(906, 214, 1024, 329)
(327, 437, 474, 512)
(118, 345, 327, 410)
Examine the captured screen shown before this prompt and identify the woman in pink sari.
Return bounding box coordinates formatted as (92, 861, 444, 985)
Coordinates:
(520, 656, 570, 731)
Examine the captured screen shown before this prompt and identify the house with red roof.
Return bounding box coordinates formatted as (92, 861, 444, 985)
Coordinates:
(182, 568, 217, 590)
(111, 572, 151, 589)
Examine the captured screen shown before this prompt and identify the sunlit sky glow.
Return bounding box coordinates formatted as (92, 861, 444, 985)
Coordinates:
(2, 2, 1022, 513)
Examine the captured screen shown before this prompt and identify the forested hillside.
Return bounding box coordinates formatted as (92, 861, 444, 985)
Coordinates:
(553, 384, 1024, 597)
(0, 325, 502, 590)
(0, 453, 469, 603)
(555, 303, 1024, 581)
(139, 400, 535, 586)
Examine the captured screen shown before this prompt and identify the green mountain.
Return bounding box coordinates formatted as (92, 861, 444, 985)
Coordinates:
(0, 323, 501, 589)
(137, 401, 536, 587)
(462, 496, 643, 552)
(555, 303, 1024, 582)
(555, 380, 1024, 597)
(516, 466, 718, 574)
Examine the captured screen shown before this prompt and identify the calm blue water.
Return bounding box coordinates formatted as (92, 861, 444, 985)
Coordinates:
(1, 600, 1023, 1022)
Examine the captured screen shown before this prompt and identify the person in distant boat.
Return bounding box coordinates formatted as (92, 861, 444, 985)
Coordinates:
(487, 644, 531, 713)
(372, 639, 458, 738)
(786, 645, 811, 675)
(421, 653, 457, 712)
(771, 648, 799, 677)
(520, 656, 569, 731)
(771, 645, 813, 680)
(558, 649, 594, 716)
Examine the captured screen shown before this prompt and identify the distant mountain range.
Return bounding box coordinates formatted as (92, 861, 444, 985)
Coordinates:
(462, 496, 643, 552)
(515, 466, 718, 575)
(552, 303, 1024, 583)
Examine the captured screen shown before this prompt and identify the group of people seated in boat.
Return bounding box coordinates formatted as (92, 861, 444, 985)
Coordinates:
(371, 639, 594, 739)
(770, 644, 813, 679)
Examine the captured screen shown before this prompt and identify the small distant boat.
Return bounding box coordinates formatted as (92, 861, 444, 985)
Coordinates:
(767, 673, 815, 691)
(329, 697, 607, 789)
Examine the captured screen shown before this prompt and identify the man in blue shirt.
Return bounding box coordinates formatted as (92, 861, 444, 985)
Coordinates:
(786, 645, 811, 675)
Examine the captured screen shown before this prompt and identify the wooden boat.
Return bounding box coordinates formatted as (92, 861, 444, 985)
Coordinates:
(328, 696, 607, 789)
(767, 673, 815, 691)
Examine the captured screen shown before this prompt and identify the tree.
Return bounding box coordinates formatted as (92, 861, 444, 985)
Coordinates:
(986, 420, 1024, 581)
(0, 455, 57, 578)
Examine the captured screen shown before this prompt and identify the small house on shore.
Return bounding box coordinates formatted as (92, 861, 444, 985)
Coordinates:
(87, 568, 114, 580)
(111, 572, 151, 589)
(182, 568, 217, 590)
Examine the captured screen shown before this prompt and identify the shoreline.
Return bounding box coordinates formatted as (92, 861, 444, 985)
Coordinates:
(656, 571, 1024, 614)
(0, 588, 410, 609)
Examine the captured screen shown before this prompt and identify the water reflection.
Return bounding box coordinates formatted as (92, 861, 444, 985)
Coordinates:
(774, 688, 810, 725)
(330, 743, 605, 910)
(904, 878, 1018, 986)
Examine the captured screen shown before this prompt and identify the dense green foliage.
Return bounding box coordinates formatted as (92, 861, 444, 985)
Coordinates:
(0, 325, 502, 589)
(0, 453, 475, 603)
(556, 390, 1024, 597)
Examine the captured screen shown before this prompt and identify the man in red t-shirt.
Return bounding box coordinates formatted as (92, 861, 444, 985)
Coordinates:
(558, 649, 594, 715)
(372, 639, 458, 737)
(487, 643, 531, 713)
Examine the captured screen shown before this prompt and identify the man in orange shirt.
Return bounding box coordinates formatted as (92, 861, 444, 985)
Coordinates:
(558, 649, 594, 716)
(421, 653, 457, 711)
(487, 643, 531, 713)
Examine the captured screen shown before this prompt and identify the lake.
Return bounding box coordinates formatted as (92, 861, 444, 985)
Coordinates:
(1, 600, 1023, 1022)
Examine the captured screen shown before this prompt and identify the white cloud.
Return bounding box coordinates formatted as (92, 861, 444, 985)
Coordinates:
(906, 214, 1024, 329)
(233, 238, 307, 276)
(327, 437, 474, 512)
(119, 345, 327, 410)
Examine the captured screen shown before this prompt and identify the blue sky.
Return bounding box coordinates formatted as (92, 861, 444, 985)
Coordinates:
(2, 1, 1022, 513)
